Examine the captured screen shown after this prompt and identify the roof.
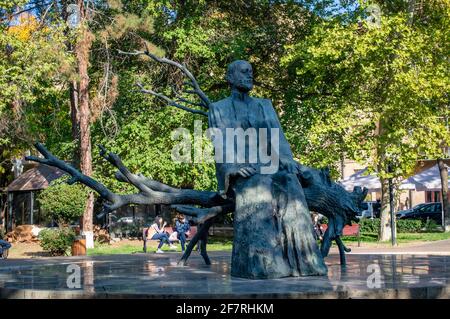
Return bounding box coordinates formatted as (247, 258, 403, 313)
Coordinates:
(7, 164, 66, 192)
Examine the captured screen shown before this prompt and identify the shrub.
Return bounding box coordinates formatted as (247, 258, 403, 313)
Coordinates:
(37, 177, 88, 225)
(397, 219, 423, 233)
(423, 219, 439, 232)
(359, 218, 380, 234)
(359, 218, 425, 234)
(39, 227, 76, 256)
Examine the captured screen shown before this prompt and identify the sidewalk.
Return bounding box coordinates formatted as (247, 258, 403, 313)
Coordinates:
(331, 239, 450, 255)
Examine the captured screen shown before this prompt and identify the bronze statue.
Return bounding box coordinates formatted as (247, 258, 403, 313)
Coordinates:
(208, 60, 326, 278)
(26, 51, 366, 278)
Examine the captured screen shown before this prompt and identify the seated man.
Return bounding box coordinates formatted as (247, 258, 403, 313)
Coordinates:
(207, 60, 327, 278)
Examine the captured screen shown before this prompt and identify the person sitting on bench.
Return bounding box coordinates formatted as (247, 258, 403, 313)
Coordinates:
(148, 216, 176, 253)
(175, 213, 190, 253)
(0, 239, 11, 259)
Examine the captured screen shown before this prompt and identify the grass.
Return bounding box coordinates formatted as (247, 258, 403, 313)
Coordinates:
(87, 232, 450, 256)
(342, 231, 450, 244)
(87, 236, 233, 256)
(87, 244, 142, 256)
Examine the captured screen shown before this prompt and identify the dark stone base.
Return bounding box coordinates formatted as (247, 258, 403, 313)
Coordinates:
(231, 173, 327, 279)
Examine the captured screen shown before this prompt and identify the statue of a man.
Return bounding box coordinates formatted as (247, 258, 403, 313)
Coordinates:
(208, 60, 327, 278)
(208, 60, 299, 194)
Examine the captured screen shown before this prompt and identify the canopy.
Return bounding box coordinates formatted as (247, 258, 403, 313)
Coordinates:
(340, 168, 426, 192)
(411, 164, 450, 191)
(340, 168, 381, 192)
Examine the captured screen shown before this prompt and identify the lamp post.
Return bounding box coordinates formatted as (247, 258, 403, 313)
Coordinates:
(388, 164, 397, 246)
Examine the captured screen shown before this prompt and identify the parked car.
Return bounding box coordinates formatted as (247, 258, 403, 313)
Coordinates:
(117, 217, 134, 224)
(396, 202, 442, 224)
(356, 201, 381, 220)
(396, 203, 427, 219)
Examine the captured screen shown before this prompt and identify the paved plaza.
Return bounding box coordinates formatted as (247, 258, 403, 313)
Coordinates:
(0, 249, 449, 298)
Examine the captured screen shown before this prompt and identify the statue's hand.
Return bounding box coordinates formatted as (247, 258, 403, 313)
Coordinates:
(280, 158, 300, 174)
(235, 166, 257, 178)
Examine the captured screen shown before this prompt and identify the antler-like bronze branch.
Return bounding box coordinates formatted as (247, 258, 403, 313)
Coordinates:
(136, 83, 207, 117)
(172, 203, 234, 224)
(26, 143, 227, 217)
(118, 46, 211, 116)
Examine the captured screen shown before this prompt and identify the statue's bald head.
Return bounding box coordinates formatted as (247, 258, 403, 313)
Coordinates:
(226, 60, 253, 92)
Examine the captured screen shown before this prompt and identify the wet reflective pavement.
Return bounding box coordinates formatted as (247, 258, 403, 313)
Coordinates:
(0, 252, 449, 298)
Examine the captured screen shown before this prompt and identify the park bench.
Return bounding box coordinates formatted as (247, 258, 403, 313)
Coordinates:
(320, 224, 361, 247)
(145, 226, 198, 244)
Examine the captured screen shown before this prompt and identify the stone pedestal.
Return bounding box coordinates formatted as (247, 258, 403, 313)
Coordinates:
(231, 172, 327, 279)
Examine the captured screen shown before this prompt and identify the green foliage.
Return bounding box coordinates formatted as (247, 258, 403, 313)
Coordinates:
(360, 218, 426, 233)
(37, 177, 88, 225)
(38, 227, 76, 256)
(0, 5, 74, 178)
(1, 0, 449, 233)
(282, 0, 450, 179)
(397, 219, 423, 233)
(423, 219, 439, 232)
(359, 218, 381, 234)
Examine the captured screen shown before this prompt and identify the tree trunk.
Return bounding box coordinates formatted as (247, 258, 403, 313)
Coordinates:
(379, 176, 392, 242)
(76, 1, 94, 248)
(437, 159, 450, 231)
(69, 80, 80, 166)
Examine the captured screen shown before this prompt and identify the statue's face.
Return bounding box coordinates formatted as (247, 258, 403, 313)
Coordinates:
(230, 61, 253, 92)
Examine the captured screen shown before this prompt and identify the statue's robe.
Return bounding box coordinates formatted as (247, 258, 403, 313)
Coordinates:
(208, 93, 327, 278)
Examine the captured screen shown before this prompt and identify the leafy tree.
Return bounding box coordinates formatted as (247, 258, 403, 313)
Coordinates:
(37, 177, 88, 225)
(282, 0, 449, 240)
(0, 10, 74, 178)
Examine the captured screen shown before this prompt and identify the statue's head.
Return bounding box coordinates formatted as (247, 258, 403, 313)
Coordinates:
(226, 60, 253, 92)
